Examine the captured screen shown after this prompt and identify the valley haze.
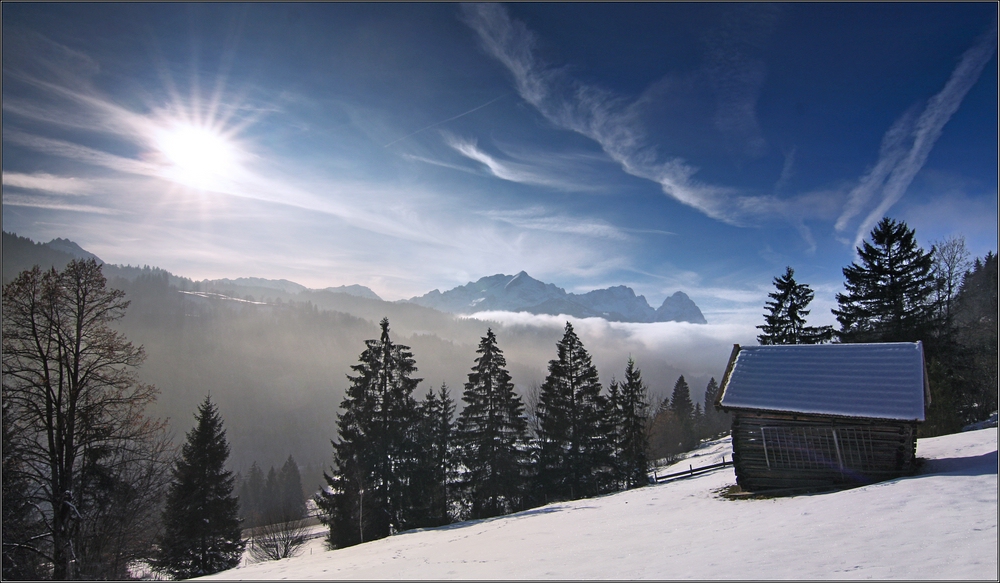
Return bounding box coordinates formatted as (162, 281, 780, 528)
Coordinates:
(2, 232, 750, 478)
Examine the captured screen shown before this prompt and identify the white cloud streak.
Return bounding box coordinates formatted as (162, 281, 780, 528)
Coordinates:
(2, 193, 121, 215)
(443, 132, 605, 192)
(479, 207, 629, 240)
(460, 4, 831, 242)
(836, 27, 997, 249)
(2, 172, 92, 195)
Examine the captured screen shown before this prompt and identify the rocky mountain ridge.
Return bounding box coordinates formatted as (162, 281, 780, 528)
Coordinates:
(2, 232, 706, 323)
(407, 271, 707, 324)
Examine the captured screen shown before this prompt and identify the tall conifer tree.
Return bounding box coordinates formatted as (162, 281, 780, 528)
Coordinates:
(154, 397, 244, 579)
(701, 377, 728, 438)
(278, 456, 307, 522)
(536, 323, 611, 501)
(612, 358, 650, 489)
(315, 318, 421, 548)
(669, 376, 697, 451)
(457, 330, 530, 519)
(238, 462, 266, 527)
(757, 266, 833, 345)
(410, 384, 455, 527)
(833, 217, 937, 343)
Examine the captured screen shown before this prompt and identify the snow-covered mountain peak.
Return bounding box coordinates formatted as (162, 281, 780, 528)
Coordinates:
(407, 273, 706, 324)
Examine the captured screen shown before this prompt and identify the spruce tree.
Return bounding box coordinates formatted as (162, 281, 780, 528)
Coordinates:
(278, 456, 307, 522)
(457, 330, 530, 519)
(615, 358, 650, 489)
(410, 383, 455, 527)
(154, 396, 244, 579)
(536, 323, 611, 501)
(238, 462, 266, 527)
(669, 376, 697, 451)
(605, 378, 625, 490)
(263, 467, 279, 519)
(701, 377, 728, 438)
(833, 217, 937, 343)
(757, 266, 833, 345)
(315, 318, 421, 548)
(941, 252, 999, 428)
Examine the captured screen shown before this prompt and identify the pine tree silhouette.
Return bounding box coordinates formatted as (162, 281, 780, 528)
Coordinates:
(537, 323, 612, 501)
(834, 217, 937, 343)
(457, 329, 530, 518)
(154, 396, 244, 579)
(757, 266, 833, 345)
(316, 318, 421, 548)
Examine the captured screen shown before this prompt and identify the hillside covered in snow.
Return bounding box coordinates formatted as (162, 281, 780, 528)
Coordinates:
(199, 428, 998, 580)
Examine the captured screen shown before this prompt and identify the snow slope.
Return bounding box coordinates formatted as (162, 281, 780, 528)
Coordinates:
(199, 428, 997, 580)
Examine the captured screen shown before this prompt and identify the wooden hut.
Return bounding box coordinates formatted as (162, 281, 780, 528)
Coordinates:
(715, 342, 930, 492)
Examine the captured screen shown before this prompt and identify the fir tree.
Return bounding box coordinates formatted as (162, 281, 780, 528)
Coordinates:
(238, 462, 266, 527)
(932, 252, 999, 430)
(757, 266, 833, 345)
(614, 358, 650, 489)
(833, 217, 937, 343)
(536, 323, 612, 501)
(703, 377, 719, 414)
(264, 467, 279, 518)
(701, 377, 729, 438)
(669, 376, 697, 451)
(669, 376, 693, 419)
(457, 330, 530, 519)
(315, 318, 421, 548)
(278, 456, 307, 522)
(605, 378, 625, 489)
(154, 396, 244, 579)
(410, 383, 455, 527)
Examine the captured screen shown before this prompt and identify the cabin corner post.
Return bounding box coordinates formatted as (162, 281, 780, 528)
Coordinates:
(715, 343, 741, 410)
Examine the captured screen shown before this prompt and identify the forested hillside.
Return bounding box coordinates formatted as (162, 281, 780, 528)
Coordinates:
(3, 233, 707, 479)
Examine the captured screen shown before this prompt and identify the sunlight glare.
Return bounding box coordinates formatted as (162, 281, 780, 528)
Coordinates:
(153, 123, 240, 190)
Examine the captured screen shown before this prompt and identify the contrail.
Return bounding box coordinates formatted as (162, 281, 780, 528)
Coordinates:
(383, 94, 506, 147)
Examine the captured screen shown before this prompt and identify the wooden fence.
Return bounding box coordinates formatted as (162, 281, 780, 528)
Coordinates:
(651, 456, 733, 484)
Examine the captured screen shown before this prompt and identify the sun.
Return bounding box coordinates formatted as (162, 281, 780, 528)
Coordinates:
(152, 123, 241, 190)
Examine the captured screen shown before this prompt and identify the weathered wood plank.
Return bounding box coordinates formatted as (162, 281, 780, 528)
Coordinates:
(729, 411, 918, 492)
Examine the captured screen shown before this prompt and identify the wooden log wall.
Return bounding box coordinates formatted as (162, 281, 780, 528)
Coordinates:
(730, 411, 918, 492)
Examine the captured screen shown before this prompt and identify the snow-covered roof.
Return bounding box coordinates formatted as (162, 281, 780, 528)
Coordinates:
(718, 342, 929, 421)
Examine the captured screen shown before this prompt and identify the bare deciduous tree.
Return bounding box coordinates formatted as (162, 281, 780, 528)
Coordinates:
(2, 260, 171, 580)
(247, 518, 309, 562)
(932, 235, 971, 324)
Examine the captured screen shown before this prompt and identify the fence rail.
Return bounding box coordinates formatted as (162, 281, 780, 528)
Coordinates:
(652, 456, 733, 484)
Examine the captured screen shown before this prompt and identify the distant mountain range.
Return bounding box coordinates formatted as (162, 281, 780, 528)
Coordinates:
(408, 271, 707, 324)
(2, 233, 706, 324)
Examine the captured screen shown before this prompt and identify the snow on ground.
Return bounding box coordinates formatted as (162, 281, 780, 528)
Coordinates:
(199, 428, 997, 580)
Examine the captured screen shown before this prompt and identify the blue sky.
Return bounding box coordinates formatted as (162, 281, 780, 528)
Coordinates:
(3, 3, 997, 328)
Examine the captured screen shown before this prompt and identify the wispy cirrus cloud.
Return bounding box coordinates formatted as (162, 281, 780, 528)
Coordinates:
(2, 193, 121, 215)
(836, 26, 997, 249)
(460, 3, 828, 242)
(443, 132, 606, 192)
(479, 207, 629, 240)
(5, 130, 162, 177)
(445, 133, 549, 185)
(2, 172, 92, 195)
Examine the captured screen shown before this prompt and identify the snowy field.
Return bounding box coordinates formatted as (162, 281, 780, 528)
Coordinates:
(199, 428, 997, 580)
